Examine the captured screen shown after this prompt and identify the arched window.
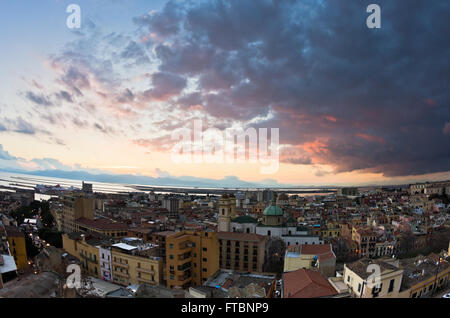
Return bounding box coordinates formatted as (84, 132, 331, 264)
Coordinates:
(267, 230, 271, 236)
(222, 209, 225, 215)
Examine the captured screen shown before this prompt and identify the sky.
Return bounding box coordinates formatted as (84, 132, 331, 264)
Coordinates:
(0, 0, 449, 187)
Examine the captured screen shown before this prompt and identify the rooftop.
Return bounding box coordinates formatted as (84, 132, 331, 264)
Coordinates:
(283, 268, 338, 298)
(346, 258, 401, 279)
(76, 218, 128, 230)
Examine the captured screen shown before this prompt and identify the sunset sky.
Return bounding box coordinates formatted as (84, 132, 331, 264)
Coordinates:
(0, 0, 449, 187)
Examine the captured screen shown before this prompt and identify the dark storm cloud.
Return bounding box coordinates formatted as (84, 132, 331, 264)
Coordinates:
(144, 72, 187, 100)
(137, 0, 450, 177)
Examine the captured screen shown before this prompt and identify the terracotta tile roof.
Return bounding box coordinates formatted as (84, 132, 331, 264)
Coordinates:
(346, 258, 400, 279)
(287, 244, 336, 262)
(283, 269, 338, 298)
(76, 218, 128, 230)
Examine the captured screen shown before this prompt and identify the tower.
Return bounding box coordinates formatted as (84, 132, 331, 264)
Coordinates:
(218, 194, 233, 232)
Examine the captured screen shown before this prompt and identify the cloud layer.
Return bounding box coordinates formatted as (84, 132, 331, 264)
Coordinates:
(6, 0, 450, 180)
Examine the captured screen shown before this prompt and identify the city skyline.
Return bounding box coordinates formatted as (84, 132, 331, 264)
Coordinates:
(1, 0, 449, 187)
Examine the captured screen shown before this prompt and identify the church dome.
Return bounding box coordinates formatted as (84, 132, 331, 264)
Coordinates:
(263, 205, 283, 216)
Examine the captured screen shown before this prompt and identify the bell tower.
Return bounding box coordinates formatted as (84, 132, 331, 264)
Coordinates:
(218, 194, 232, 232)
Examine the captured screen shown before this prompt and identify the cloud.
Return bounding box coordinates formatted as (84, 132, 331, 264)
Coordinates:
(25, 91, 53, 106)
(15, 0, 450, 180)
(144, 72, 187, 101)
(1, 117, 39, 135)
(0, 145, 17, 160)
(133, 0, 450, 177)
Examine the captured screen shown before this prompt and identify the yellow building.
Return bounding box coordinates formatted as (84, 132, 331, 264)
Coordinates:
(321, 221, 341, 239)
(5, 226, 28, 271)
(62, 233, 101, 278)
(398, 254, 450, 298)
(74, 218, 128, 238)
(60, 194, 94, 234)
(344, 258, 404, 298)
(284, 244, 336, 277)
(111, 243, 163, 286)
(166, 230, 219, 289)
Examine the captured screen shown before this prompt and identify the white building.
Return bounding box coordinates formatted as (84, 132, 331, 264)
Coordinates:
(99, 246, 112, 282)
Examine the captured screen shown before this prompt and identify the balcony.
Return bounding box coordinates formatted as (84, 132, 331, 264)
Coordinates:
(137, 267, 155, 275)
(79, 253, 98, 264)
(138, 277, 157, 285)
(178, 274, 191, 282)
(113, 271, 130, 279)
(112, 260, 129, 268)
(178, 253, 192, 261)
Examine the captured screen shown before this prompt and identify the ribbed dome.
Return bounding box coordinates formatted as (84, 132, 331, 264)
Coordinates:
(263, 205, 283, 216)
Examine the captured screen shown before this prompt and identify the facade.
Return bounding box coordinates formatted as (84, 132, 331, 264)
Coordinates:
(62, 233, 101, 278)
(352, 227, 377, 257)
(5, 226, 28, 271)
(217, 195, 236, 232)
(217, 232, 268, 273)
(343, 259, 404, 298)
(60, 194, 94, 234)
(165, 230, 219, 289)
(162, 197, 180, 219)
(230, 215, 258, 234)
(110, 242, 163, 287)
(255, 204, 324, 246)
(284, 244, 336, 277)
(99, 246, 112, 281)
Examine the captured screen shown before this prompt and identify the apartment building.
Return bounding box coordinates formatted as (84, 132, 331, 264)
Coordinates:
(343, 258, 404, 298)
(99, 245, 112, 281)
(398, 254, 450, 298)
(60, 194, 94, 234)
(4, 226, 28, 271)
(75, 218, 128, 238)
(165, 230, 219, 289)
(62, 233, 102, 278)
(110, 241, 163, 287)
(352, 227, 377, 257)
(284, 243, 336, 277)
(217, 232, 268, 273)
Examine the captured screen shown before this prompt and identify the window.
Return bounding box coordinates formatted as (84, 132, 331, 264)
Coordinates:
(388, 279, 395, 293)
(169, 255, 174, 259)
(347, 275, 350, 282)
(358, 283, 361, 292)
(169, 244, 174, 249)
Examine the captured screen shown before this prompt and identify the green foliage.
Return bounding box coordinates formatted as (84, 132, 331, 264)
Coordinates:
(25, 235, 40, 257)
(37, 227, 62, 248)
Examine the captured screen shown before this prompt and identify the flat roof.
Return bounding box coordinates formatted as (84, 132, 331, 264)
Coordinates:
(0, 254, 17, 274)
(112, 243, 137, 251)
